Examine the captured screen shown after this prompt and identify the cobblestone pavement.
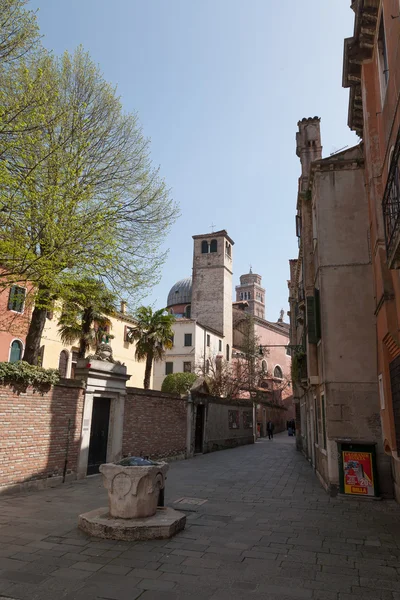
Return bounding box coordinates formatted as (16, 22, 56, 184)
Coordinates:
(0, 433, 400, 600)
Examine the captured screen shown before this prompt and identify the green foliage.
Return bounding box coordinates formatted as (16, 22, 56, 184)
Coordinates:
(161, 372, 197, 395)
(58, 278, 117, 358)
(127, 307, 175, 389)
(0, 360, 59, 386)
(291, 351, 306, 383)
(0, 0, 40, 65)
(0, 41, 179, 363)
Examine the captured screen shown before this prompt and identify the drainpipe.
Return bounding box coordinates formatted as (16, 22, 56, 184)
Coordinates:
(203, 328, 206, 374)
(186, 391, 193, 458)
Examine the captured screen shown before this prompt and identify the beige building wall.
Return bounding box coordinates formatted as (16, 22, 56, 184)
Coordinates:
(314, 154, 391, 495)
(152, 320, 223, 391)
(40, 307, 147, 389)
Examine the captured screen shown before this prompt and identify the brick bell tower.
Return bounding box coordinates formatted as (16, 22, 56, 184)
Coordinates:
(191, 230, 234, 361)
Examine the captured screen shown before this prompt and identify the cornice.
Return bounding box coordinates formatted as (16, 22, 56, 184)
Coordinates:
(342, 0, 380, 137)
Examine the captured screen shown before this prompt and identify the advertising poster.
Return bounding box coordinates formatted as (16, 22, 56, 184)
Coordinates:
(343, 451, 375, 496)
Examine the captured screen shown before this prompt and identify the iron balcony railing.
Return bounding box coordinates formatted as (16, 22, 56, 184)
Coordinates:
(383, 127, 400, 263)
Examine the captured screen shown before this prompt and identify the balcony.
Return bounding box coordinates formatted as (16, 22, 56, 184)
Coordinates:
(383, 129, 400, 268)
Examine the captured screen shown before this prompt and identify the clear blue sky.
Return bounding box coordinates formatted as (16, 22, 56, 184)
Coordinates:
(29, 0, 357, 322)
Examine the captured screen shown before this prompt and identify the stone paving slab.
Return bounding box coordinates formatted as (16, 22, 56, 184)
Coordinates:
(0, 433, 399, 598)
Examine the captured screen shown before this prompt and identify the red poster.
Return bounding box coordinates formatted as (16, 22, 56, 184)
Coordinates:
(343, 451, 374, 496)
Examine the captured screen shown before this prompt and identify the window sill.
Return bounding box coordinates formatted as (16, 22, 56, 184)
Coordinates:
(8, 309, 25, 315)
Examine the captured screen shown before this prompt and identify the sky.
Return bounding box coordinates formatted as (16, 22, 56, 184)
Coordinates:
(29, 0, 358, 322)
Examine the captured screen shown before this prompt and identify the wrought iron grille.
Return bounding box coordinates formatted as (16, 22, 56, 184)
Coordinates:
(383, 127, 400, 260)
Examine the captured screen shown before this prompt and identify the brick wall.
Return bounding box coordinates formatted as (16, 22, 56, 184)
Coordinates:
(122, 387, 187, 460)
(0, 380, 85, 492)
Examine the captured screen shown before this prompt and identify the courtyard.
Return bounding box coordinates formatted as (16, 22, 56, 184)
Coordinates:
(0, 434, 399, 600)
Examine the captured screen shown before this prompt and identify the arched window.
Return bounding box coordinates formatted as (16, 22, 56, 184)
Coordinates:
(262, 360, 267, 373)
(225, 241, 231, 257)
(274, 365, 283, 379)
(210, 239, 218, 253)
(185, 305, 191, 318)
(226, 344, 230, 361)
(201, 240, 209, 254)
(9, 339, 23, 363)
(58, 350, 69, 378)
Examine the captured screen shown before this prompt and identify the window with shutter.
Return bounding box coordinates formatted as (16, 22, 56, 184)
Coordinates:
(315, 288, 321, 341)
(58, 350, 69, 377)
(165, 362, 173, 375)
(9, 340, 23, 362)
(8, 286, 26, 313)
(306, 296, 318, 344)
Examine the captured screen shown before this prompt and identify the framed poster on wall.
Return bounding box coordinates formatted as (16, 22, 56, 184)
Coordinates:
(337, 442, 379, 497)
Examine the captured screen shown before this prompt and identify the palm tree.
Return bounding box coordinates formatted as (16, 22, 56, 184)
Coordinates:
(58, 279, 117, 358)
(127, 306, 175, 389)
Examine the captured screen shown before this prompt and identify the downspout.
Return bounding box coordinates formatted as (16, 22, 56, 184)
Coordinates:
(186, 391, 193, 458)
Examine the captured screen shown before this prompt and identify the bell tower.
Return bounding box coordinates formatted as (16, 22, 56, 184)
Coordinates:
(235, 269, 266, 319)
(191, 229, 234, 360)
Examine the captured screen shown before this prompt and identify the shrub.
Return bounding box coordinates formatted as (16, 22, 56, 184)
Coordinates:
(0, 361, 60, 387)
(161, 372, 197, 395)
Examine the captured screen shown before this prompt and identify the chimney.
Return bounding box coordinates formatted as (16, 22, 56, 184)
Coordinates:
(120, 300, 127, 314)
(296, 117, 322, 190)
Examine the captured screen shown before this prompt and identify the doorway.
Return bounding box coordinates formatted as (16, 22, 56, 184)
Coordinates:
(194, 405, 205, 454)
(87, 397, 111, 475)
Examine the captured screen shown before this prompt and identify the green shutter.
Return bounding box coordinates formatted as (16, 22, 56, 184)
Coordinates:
(315, 288, 321, 341)
(306, 296, 317, 344)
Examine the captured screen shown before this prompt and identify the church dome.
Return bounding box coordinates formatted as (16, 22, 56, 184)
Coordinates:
(167, 277, 192, 307)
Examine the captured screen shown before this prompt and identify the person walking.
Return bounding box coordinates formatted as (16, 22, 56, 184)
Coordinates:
(267, 420, 274, 440)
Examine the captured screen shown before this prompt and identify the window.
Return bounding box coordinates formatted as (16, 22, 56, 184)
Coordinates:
(274, 365, 283, 379)
(243, 411, 253, 429)
(206, 359, 210, 374)
(225, 241, 231, 257)
(378, 15, 389, 104)
(183, 362, 192, 373)
(165, 362, 173, 375)
(228, 410, 240, 429)
(170, 334, 174, 346)
(9, 339, 23, 363)
(8, 286, 26, 313)
(248, 292, 251, 300)
(210, 239, 218, 253)
(184, 333, 192, 347)
(286, 346, 291, 356)
(70, 351, 79, 378)
(207, 334, 210, 347)
(262, 360, 267, 373)
(296, 214, 302, 238)
(58, 350, 69, 378)
(226, 344, 230, 361)
(201, 240, 209, 254)
(219, 339, 222, 352)
(240, 292, 243, 300)
(185, 305, 191, 318)
(124, 326, 134, 342)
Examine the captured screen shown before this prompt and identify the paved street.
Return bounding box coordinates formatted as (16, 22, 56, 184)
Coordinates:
(0, 434, 399, 600)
